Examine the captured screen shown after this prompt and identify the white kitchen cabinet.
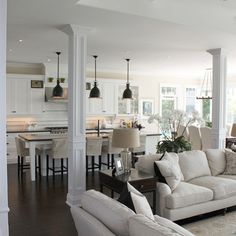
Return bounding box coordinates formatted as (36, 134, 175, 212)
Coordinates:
(101, 82, 117, 114)
(7, 77, 30, 114)
(7, 74, 45, 115)
(30, 88, 45, 114)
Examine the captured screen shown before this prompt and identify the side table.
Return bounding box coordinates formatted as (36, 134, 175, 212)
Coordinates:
(99, 168, 158, 213)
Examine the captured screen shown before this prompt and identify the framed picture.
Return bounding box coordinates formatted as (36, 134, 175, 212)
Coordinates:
(140, 98, 154, 118)
(31, 80, 44, 88)
(114, 157, 124, 176)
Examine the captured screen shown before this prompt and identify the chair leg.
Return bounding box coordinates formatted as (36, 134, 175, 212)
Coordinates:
(38, 155, 41, 177)
(92, 156, 95, 175)
(21, 156, 23, 175)
(86, 156, 88, 176)
(107, 154, 110, 169)
(17, 155, 20, 176)
(61, 158, 64, 178)
(52, 159, 55, 180)
(99, 155, 101, 170)
(111, 154, 114, 169)
(46, 155, 49, 178)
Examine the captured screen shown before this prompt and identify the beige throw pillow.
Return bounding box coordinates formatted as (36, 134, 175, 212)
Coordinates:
(155, 152, 182, 191)
(224, 149, 236, 175)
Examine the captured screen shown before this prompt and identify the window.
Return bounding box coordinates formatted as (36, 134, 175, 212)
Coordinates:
(185, 88, 197, 113)
(226, 87, 236, 124)
(160, 86, 177, 116)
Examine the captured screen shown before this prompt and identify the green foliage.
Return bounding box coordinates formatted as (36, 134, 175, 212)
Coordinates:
(157, 136, 191, 153)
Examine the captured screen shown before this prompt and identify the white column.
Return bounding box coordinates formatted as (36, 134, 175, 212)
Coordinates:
(207, 48, 227, 149)
(0, 0, 9, 235)
(62, 25, 89, 206)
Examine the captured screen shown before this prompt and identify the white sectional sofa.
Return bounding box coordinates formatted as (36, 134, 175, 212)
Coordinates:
(135, 149, 236, 221)
(71, 189, 194, 236)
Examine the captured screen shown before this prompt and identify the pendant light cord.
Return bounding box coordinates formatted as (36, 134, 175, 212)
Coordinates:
(126, 58, 130, 84)
(56, 52, 61, 83)
(93, 55, 98, 82)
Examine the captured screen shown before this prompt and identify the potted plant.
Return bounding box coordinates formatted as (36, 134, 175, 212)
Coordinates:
(148, 110, 204, 153)
(48, 77, 54, 83)
(60, 78, 65, 83)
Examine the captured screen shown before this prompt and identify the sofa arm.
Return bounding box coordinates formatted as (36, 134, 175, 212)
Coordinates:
(156, 182, 171, 216)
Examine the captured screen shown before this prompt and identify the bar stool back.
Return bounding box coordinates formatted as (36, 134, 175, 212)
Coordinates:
(102, 134, 123, 169)
(46, 138, 68, 179)
(86, 136, 103, 175)
(15, 137, 30, 176)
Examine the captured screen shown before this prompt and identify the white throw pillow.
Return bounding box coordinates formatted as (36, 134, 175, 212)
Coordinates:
(178, 150, 211, 181)
(154, 152, 182, 191)
(224, 149, 236, 175)
(127, 182, 155, 220)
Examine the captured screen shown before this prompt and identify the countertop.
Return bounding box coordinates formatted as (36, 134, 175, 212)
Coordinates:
(7, 128, 161, 136)
(7, 129, 51, 133)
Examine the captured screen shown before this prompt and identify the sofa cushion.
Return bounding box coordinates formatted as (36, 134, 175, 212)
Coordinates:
(205, 149, 226, 176)
(178, 150, 211, 181)
(218, 175, 236, 181)
(129, 214, 183, 236)
(70, 206, 116, 236)
(224, 149, 236, 175)
(166, 182, 213, 209)
(81, 190, 135, 236)
(118, 182, 154, 220)
(136, 154, 163, 175)
(154, 215, 195, 236)
(189, 176, 236, 200)
(154, 152, 183, 191)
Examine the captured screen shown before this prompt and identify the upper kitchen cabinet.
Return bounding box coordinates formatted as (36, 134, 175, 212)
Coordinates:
(7, 74, 45, 115)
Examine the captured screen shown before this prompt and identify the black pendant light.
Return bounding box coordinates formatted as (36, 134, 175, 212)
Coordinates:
(122, 58, 133, 99)
(89, 55, 101, 98)
(52, 52, 63, 98)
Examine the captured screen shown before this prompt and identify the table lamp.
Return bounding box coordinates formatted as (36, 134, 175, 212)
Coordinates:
(112, 128, 140, 173)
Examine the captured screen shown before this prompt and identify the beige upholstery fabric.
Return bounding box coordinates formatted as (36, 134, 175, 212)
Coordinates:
(127, 182, 154, 220)
(102, 134, 123, 155)
(178, 150, 211, 181)
(231, 123, 236, 137)
(129, 214, 183, 236)
(15, 137, 29, 157)
(166, 182, 213, 209)
(86, 137, 103, 156)
(81, 190, 135, 236)
(188, 126, 202, 150)
(136, 154, 163, 175)
(189, 176, 236, 200)
(155, 152, 182, 191)
(177, 125, 189, 141)
(200, 127, 212, 150)
(71, 206, 115, 236)
(205, 149, 226, 176)
(224, 149, 236, 175)
(218, 174, 236, 181)
(51, 138, 68, 159)
(154, 215, 195, 236)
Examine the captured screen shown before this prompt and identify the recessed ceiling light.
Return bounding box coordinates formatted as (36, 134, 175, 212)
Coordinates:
(47, 58, 51, 62)
(9, 49, 13, 52)
(18, 39, 23, 43)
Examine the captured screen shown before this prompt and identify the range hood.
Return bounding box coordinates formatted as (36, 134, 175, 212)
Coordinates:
(45, 87, 68, 102)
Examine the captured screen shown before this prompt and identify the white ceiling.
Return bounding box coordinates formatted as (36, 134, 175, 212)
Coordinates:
(7, 0, 236, 78)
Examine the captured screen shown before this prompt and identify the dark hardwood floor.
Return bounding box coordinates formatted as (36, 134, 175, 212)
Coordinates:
(8, 164, 236, 235)
(8, 164, 102, 236)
